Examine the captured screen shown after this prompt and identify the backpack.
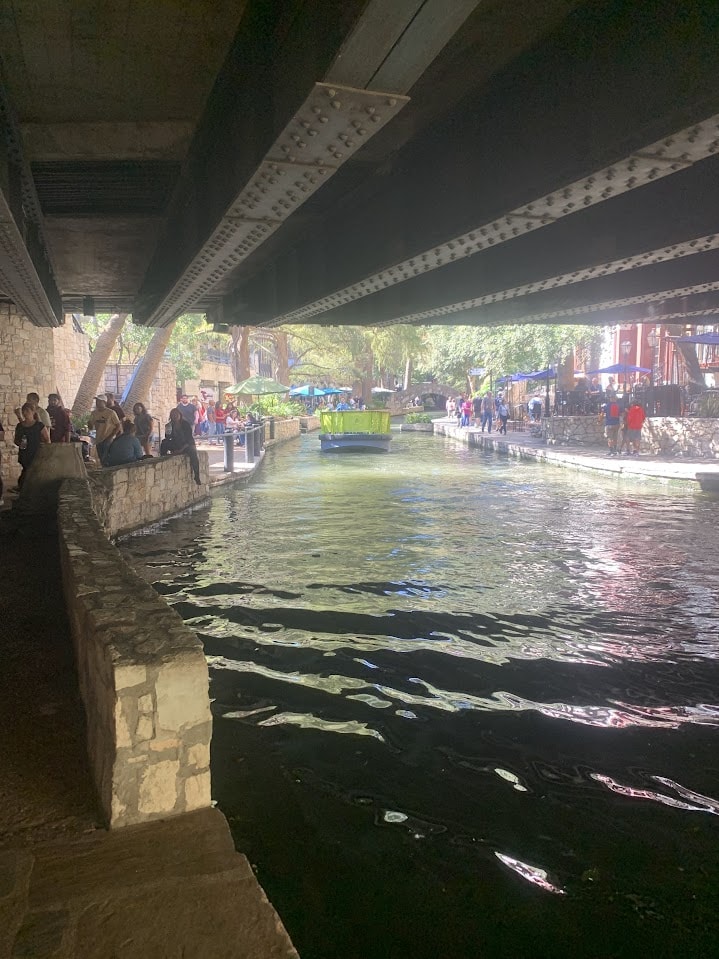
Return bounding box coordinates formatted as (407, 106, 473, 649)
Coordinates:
(498, 404, 508, 417)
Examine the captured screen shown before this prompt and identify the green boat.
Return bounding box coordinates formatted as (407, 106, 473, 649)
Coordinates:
(319, 410, 392, 452)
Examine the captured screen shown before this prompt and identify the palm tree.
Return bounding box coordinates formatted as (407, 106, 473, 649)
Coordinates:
(72, 312, 127, 416)
(124, 322, 176, 411)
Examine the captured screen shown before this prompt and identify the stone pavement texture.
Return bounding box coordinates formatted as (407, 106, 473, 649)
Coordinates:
(0, 520, 297, 958)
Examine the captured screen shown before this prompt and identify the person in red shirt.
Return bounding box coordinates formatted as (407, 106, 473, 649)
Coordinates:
(47, 394, 71, 443)
(213, 403, 227, 444)
(625, 401, 646, 456)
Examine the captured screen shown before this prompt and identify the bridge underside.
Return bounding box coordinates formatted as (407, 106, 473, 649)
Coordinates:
(0, 0, 717, 331)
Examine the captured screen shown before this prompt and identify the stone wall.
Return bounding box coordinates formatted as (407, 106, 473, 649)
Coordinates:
(146, 359, 179, 427)
(0, 305, 57, 488)
(546, 416, 605, 446)
(89, 452, 210, 539)
(264, 417, 301, 447)
(643, 417, 719, 457)
(58, 478, 212, 828)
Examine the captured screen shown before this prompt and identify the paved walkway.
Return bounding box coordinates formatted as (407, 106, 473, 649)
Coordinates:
(433, 419, 719, 489)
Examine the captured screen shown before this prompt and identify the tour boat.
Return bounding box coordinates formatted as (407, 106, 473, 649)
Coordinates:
(318, 410, 392, 452)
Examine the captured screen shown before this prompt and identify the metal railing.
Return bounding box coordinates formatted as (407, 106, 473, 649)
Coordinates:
(221, 422, 264, 471)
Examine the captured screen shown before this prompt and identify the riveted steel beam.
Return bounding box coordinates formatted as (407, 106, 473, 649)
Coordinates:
(136, 83, 408, 327)
(263, 113, 719, 326)
(0, 66, 62, 326)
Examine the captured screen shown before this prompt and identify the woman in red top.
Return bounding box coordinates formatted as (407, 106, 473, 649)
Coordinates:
(213, 403, 227, 444)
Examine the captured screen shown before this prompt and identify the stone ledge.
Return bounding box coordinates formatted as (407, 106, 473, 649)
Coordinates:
(58, 478, 212, 828)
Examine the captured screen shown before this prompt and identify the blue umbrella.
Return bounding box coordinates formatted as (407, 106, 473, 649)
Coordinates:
(585, 364, 651, 375)
(668, 332, 719, 345)
(289, 384, 328, 397)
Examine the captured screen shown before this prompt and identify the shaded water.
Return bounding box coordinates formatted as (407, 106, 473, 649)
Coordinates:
(123, 433, 719, 958)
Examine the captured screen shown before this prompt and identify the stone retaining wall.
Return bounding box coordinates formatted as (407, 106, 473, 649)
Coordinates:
(89, 452, 210, 539)
(58, 478, 212, 828)
(264, 417, 301, 447)
(547, 415, 719, 455)
(643, 417, 719, 457)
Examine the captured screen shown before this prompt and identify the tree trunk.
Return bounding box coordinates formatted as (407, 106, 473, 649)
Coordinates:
(361, 346, 374, 404)
(403, 356, 413, 391)
(72, 312, 127, 417)
(274, 330, 289, 384)
(124, 322, 176, 412)
(229, 326, 251, 382)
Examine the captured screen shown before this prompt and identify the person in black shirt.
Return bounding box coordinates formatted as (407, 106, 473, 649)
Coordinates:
(160, 408, 201, 484)
(14, 402, 50, 487)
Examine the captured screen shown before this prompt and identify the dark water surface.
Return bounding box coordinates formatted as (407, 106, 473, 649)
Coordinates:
(123, 433, 719, 959)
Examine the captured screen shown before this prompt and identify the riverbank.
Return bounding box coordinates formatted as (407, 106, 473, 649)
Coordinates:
(432, 418, 719, 490)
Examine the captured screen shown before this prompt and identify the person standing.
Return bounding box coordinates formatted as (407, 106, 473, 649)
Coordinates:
(213, 402, 227, 443)
(88, 397, 121, 465)
(460, 397, 472, 428)
(472, 393, 482, 427)
(497, 396, 509, 434)
(15, 392, 51, 430)
(177, 394, 197, 428)
(599, 396, 622, 456)
(14, 403, 50, 487)
(625, 401, 647, 456)
(480, 390, 494, 433)
(105, 392, 126, 421)
(47, 394, 71, 443)
(132, 402, 154, 456)
(446, 397, 455, 420)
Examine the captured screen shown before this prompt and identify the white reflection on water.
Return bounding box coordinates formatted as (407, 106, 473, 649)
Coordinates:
(591, 773, 719, 814)
(494, 853, 566, 894)
(209, 656, 719, 730)
(257, 711, 385, 742)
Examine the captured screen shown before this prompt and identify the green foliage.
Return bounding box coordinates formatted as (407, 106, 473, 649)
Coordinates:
(241, 398, 305, 417)
(405, 412, 432, 424)
(82, 312, 224, 383)
(423, 323, 603, 387)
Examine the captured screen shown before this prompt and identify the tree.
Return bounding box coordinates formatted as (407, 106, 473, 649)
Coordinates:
(124, 323, 175, 411)
(422, 323, 603, 389)
(72, 312, 127, 416)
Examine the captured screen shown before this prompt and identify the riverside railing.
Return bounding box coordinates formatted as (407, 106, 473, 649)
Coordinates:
(222, 422, 264, 471)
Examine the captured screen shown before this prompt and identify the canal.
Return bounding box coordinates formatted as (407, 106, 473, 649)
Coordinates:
(123, 432, 719, 959)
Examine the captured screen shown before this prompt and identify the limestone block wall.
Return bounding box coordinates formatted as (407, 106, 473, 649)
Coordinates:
(58, 478, 212, 828)
(0, 305, 57, 488)
(299, 415, 321, 432)
(89, 452, 210, 539)
(264, 417, 301, 447)
(53, 320, 90, 408)
(546, 416, 605, 446)
(644, 417, 719, 457)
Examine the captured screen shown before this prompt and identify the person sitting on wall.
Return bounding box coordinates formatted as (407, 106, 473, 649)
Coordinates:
(105, 420, 144, 467)
(160, 408, 201, 485)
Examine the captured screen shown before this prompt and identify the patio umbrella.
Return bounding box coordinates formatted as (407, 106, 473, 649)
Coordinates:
(668, 332, 719, 345)
(371, 386, 396, 394)
(226, 375, 290, 396)
(585, 364, 651, 375)
(289, 384, 327, 397)
(322, 387, 352, 395)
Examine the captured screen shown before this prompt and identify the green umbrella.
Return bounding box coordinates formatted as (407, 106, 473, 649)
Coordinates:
(225, 375, 290, 397)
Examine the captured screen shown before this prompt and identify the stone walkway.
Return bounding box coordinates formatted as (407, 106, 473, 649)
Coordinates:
(433, 419, 719, 489)
(0, 519, 296, 958)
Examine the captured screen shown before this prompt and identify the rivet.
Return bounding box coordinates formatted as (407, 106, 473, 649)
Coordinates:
(387, 98, 397, 107)
(320, 116, 328, 124)
(313, 106, 321, 115)
(370, 115, 380, 123)
(331, 100, 341, 109)
(327, 88, 336, 97)
(366, 107, 376, 115)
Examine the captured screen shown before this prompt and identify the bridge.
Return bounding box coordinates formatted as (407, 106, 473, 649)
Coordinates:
(1, 0, 718, 334)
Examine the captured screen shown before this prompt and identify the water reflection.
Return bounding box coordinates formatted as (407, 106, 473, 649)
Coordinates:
(122, 434, 719, 958)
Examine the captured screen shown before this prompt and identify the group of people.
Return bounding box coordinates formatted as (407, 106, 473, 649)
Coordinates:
(599, 397, 647, 456)
(446, 391, 510, 434)
(7, 391, 75, 493)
